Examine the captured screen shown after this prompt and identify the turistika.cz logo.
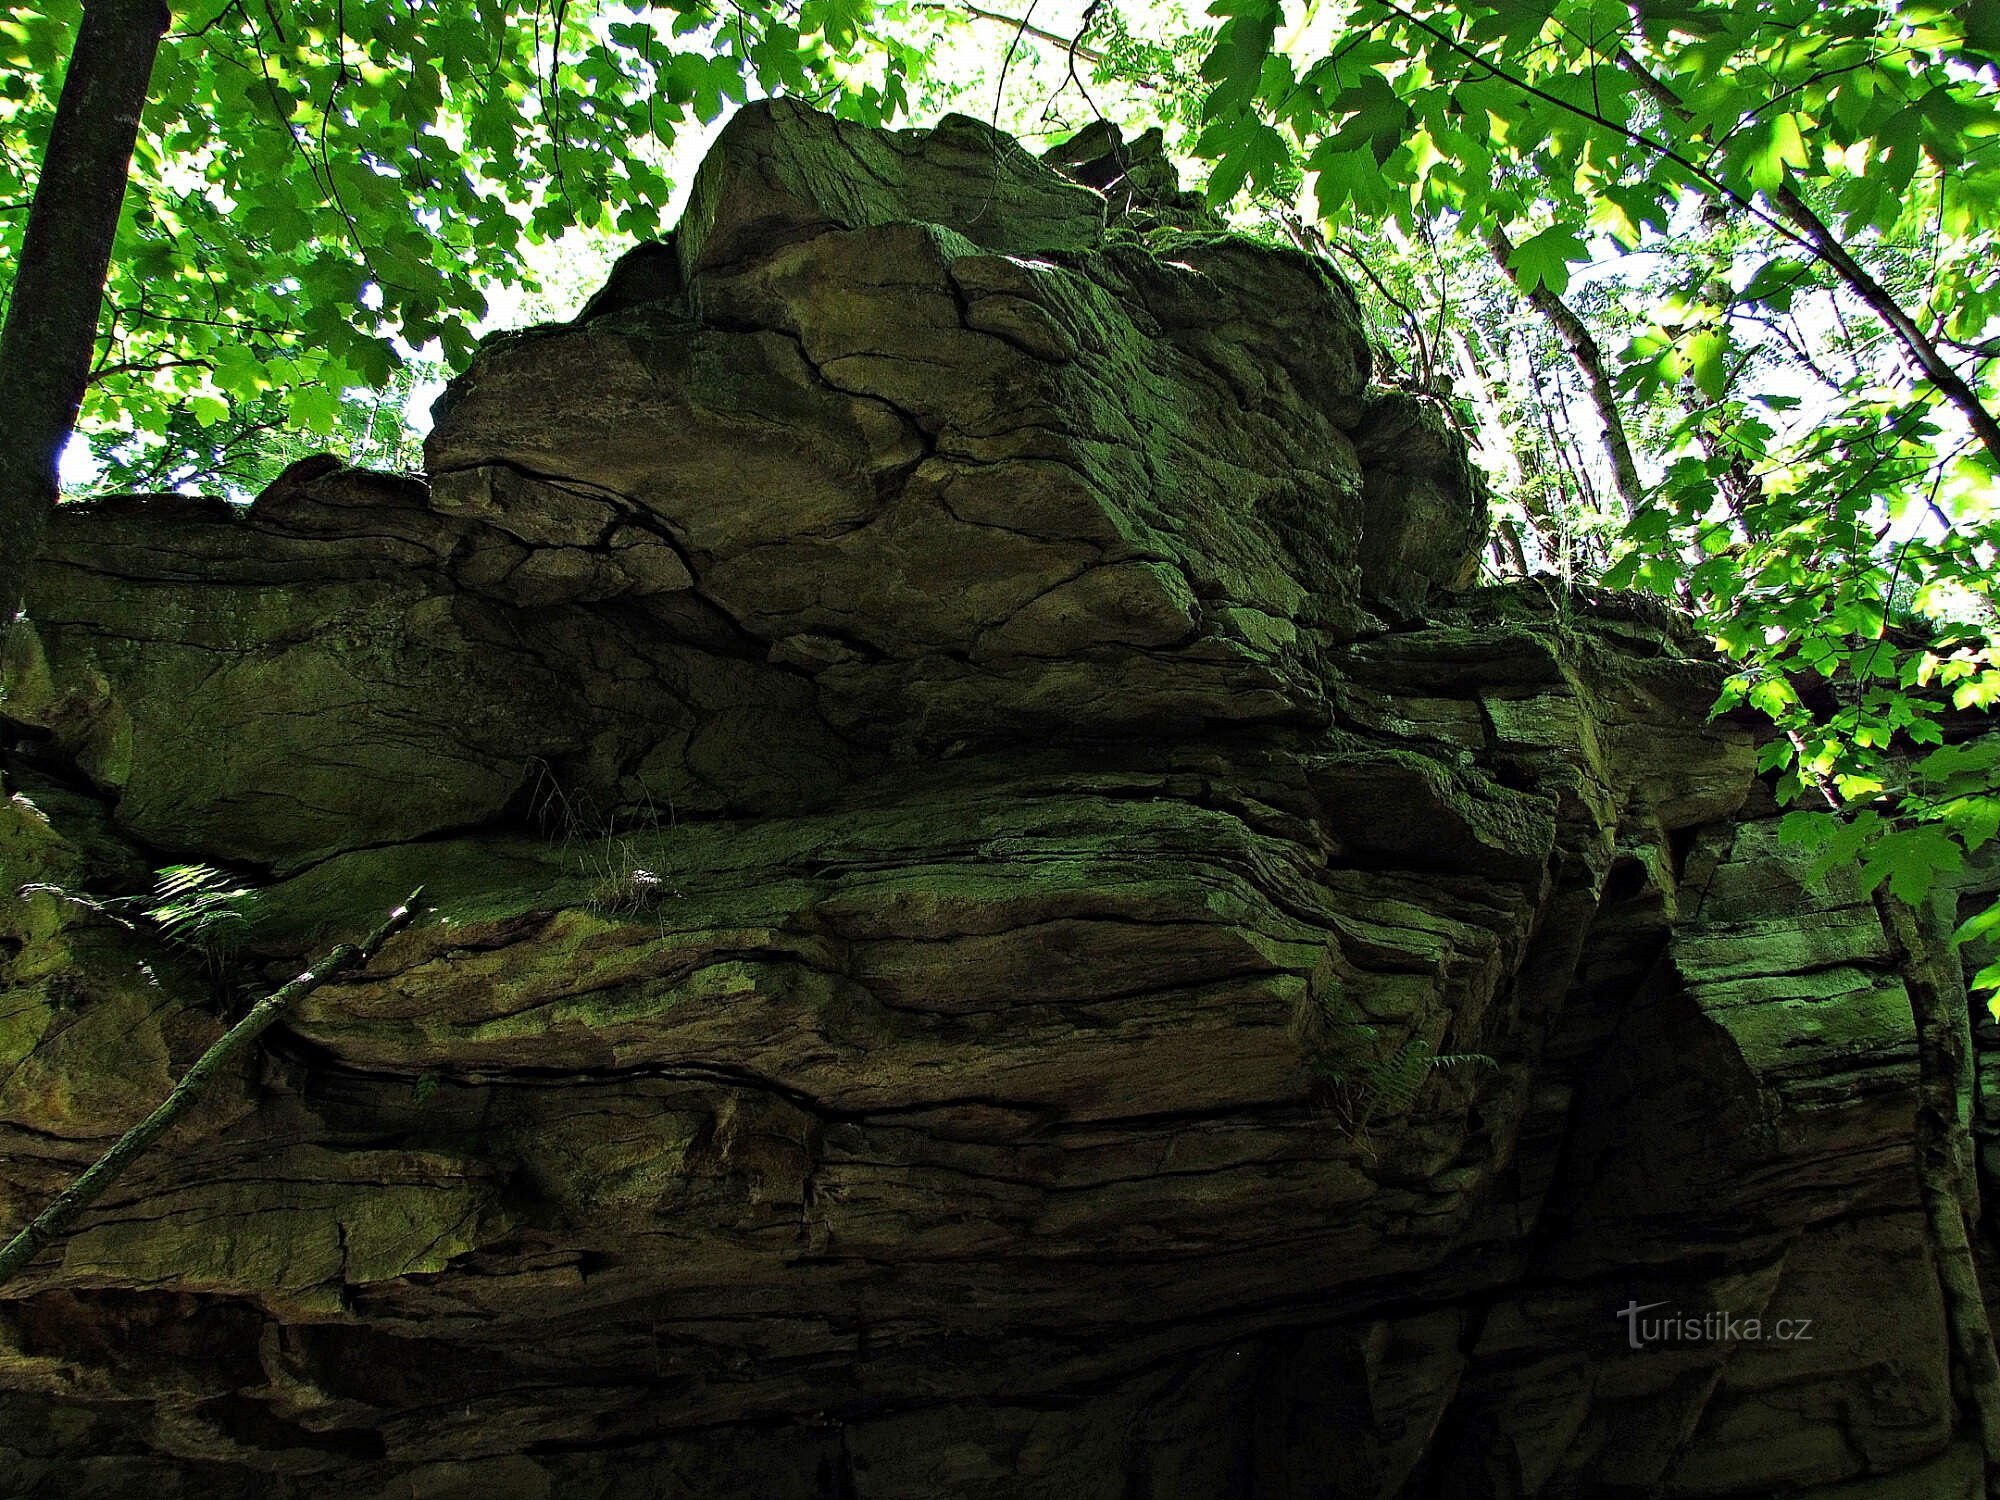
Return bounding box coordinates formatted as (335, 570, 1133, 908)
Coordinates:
(1616, 1300, 1815, 1350)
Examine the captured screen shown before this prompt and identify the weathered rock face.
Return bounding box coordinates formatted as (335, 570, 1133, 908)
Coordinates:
(0, 102, 1993, 1499)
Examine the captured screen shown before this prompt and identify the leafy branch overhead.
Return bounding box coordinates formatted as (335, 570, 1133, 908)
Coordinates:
(1172, 0, 2000, 991)
(0, 0, 925, 493)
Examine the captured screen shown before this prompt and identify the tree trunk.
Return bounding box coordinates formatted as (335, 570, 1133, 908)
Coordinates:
(1483, 223, 1647, 518)
(1447, 325, 1525, 489)
(0, 0, 169, 626)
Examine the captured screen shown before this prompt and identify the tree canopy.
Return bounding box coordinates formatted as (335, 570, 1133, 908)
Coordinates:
(4, 0, 1999, 987)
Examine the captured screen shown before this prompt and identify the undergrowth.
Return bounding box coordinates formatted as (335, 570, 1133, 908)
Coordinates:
(519, 757, 683, 923)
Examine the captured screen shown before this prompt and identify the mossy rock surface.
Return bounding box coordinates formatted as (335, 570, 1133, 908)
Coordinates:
(0, 102, 1979, 1500)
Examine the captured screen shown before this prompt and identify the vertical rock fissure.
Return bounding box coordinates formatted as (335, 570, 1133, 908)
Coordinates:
(1882, 890, 2000, 1490)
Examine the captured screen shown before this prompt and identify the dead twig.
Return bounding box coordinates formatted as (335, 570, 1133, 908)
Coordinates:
(0, 888, 424, 1290)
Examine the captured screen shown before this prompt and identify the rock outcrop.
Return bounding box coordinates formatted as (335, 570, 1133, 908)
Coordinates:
(1, 101, 1994, 1499)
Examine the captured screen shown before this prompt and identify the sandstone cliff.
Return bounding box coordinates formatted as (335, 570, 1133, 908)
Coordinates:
(2, 101, 1996, 1499)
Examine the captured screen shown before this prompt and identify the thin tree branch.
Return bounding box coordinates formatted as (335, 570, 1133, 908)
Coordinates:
(990, 0, 1042, 127)
(0, 888, 424, 1291)
(915, 0, 1104, 62)
(1606, 41, 2000, 466)
(86, 355, 213, 385)
(169, 0, 246, 40)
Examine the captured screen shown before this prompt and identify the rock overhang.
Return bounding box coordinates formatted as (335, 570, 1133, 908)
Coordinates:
(0, 99, 1982, 1500)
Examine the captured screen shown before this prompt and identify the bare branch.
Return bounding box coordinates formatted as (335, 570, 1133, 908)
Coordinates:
(915, 0, 1105, 63)
(0, 889, 425, 1291)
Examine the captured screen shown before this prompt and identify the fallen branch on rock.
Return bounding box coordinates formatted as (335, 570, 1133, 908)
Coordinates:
(0, 887, 424, 1292)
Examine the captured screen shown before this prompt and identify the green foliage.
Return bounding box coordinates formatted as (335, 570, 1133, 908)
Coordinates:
(1, 0, 917, 490)
(1169, 0, 2000, 1001)
(1316, 1035, 1497, 1130)
(142, 862, 260, 962)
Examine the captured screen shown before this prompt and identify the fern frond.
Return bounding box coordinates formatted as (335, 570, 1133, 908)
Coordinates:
(1337, 1039, 1499, 1129)
(144, 863, 261, 955)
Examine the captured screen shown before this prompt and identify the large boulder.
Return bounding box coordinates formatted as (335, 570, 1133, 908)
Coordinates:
(0, 103, 1990, 1500)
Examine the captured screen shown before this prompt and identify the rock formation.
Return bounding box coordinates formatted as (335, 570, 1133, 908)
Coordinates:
(2, 101, 1997, 1498)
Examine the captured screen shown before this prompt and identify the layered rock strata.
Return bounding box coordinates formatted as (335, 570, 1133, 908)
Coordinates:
(1, 102, 1992, 1499)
